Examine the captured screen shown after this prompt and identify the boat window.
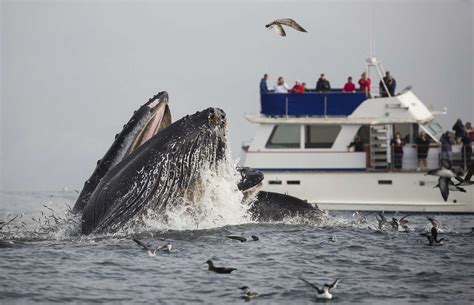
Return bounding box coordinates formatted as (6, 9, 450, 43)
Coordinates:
(305, 125, 341, 148)
(266, 125, 300, 149)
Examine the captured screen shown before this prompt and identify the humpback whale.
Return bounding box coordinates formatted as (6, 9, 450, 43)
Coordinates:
(74, 92, 322, 235)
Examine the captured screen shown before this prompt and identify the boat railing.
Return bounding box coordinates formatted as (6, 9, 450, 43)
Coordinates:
(387, 143, 472, 172)
(260, 90, 368, 117)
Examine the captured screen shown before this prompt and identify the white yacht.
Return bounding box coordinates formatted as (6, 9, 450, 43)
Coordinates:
(241, 58, 474, 213)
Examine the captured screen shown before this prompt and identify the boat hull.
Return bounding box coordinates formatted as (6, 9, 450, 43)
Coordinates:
(258, 171, 474, 213)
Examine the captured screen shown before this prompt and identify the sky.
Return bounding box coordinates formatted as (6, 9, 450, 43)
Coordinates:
(1, 0, 473, 191)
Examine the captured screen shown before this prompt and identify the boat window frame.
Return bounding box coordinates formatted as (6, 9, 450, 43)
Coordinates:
(265, 124, 301, 149)
(304, 124, 342, 149)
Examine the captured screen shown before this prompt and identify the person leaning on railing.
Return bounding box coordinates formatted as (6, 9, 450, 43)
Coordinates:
(415, 131, 430, 171)
(290, 80, 305, 94)
(343, 76, 356, 92)
(315, 73, 331, 92)
(273, 76, 290, 93)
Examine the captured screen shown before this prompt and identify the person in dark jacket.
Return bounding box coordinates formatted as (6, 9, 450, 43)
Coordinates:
(415, 132, 430, 171)
(452, 118, 465, 143)
(461, 133, 472, 169)
(315, 73, 331, 92)
(390, 132, 405, 170)
(348, 135, 364, 152)
(379, 71, 397, 97)
(439, 131, 454, 162)
(260, 74, 269, 93)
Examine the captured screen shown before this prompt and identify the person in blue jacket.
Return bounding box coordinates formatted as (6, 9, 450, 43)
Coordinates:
(260, 74, 269, 93)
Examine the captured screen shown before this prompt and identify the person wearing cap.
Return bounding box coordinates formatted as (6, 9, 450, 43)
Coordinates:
(290, 80, 305, 93)
(343, 76, 356, 92)
(315, 74, 331, 92)
(379, 71, 397, 97)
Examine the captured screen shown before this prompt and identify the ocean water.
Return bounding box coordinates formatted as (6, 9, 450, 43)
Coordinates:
(1, 190, 473, 305)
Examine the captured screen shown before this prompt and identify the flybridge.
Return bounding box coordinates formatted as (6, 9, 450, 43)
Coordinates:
(260, 90, 367, 117)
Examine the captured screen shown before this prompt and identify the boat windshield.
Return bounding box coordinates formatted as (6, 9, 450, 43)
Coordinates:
(419, 120, 443, 143)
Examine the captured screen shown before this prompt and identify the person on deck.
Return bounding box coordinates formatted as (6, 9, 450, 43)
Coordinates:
(453, 118, 466, 143)
(461, 133, 472, 168)
(415, 131, 430, 171)
(379, 71, 397, 97)
(290, 80, 305, 93)
(273, 76, 289, 93)
(343, 76, 356, 92)
(315, 74, 331, 92)
(260, 74, 269, 93)
(390, 132, 405, 170)
(439, 131, 454, 163)
(465, 122, 474, 141)
(348, 135, 364, 152)
(358, 72, 371, 96)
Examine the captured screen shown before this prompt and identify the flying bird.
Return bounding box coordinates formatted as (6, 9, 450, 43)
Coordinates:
(427, 217, 440, 229)
(422, 226, 444, 246)
(265, 18, 307, 37)
(455, 163, 474, 187)
(375, 212, 388, 230)
(299, 277, 339, 300)
(0, 215, 18, 230)
(205, 260, 237, 274)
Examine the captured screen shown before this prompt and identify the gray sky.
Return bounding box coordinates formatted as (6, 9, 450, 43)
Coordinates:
(1, 0, 473, 191)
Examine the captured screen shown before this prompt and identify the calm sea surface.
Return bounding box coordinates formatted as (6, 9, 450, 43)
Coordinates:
(1, 191, 473, 305)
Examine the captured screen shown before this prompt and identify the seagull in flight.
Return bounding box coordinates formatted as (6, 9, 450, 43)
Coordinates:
(0, 215, 18, 230)
(299, 277, 340, 299)
(265, 18, 307, 37)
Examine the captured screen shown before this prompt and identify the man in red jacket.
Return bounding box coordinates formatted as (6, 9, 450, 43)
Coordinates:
(358, 72, 371, 95)
(290, 80, 305, 93)
(343, 76, 356, 92)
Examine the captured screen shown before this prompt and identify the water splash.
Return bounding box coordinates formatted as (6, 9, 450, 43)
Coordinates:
(125, 147, 252, 232)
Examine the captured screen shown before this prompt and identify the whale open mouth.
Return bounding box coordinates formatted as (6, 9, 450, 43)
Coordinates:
(127, 97, 172, 155)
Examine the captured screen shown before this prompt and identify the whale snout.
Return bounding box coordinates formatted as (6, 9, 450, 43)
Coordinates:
(207, 108, 227, 128)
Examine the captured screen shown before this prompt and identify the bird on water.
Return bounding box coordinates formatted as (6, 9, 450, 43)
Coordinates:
(265, 18, 307, 36)
(226, 235, 259, 242)
(239, 286, 258, 300)
(132, 238, 176, 256)
(205, 259, 237, 274)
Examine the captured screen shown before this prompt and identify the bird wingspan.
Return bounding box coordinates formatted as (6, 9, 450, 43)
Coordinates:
(399, 215, 409, 225)
(268, 23, 286, 36)
(133, 238, 150, 251)
(299, 277, 323, 294)
(438, 178, 449, 201)
(464, 165, 473, 181)
(276, 18, 307, 32)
